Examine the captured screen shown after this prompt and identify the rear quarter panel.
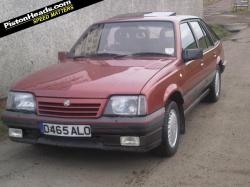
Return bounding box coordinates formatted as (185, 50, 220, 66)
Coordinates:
(216, 41, 225, 64)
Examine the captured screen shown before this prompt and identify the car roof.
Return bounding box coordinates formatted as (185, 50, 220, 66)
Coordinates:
(98, 12, 199, 24)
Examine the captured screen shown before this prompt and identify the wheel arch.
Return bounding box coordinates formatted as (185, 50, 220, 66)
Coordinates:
(216, 56, 224, 73)
(163, 85, 185, 134)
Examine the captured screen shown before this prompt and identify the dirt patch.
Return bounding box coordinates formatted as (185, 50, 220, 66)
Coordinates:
(0, 125, 7, 141)
(0, 99, 6, 108)
(232, 9, 250, 15)
(231, 37, 250, 43)
(204, 0, 221, 7)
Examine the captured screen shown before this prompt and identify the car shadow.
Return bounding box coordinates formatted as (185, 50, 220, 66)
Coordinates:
(7, 144, 166, 178)
(22, 144, 166, 167)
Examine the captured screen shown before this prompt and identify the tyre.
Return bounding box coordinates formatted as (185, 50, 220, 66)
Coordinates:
(206, 68, 221, 102)
(153, 101, 181, 157)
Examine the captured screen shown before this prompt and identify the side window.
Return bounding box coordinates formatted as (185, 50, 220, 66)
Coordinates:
(180, 23, 197, 50)
(190, 22, 208, 50)
(199, 22, 214, 48)
(74, 25, 103, 56)
(203, 32, 213, 48)
(202, 21, 220, 43)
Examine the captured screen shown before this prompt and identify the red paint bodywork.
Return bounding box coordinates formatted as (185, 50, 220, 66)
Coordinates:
(11, 15, 225, 116)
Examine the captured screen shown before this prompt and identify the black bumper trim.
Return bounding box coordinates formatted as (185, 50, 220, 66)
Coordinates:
(2, 109, 165, 152)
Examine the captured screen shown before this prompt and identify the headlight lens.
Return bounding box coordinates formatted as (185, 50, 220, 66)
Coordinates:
(6, 92, 36, 112)
(104, 96, 147, 116)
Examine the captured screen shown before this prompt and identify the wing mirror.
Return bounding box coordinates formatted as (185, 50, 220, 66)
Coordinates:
(183, 48, 203, 62)
(58, 51, 70, 63)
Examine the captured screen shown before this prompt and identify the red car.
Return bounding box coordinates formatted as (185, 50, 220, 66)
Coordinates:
(2, 12, 226, 157)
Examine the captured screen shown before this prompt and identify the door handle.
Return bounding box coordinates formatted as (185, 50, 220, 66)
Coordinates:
(201, 59, 204, 67)
(213, 52, 217, 58)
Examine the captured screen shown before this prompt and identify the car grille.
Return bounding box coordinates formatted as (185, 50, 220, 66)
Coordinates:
(37, 97, 105, 118)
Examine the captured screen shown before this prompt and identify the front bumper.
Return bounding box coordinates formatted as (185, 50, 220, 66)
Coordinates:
(1, 109, 165, 152)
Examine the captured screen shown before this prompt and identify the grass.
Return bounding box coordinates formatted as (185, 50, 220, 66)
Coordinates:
(209, 24, 231, 39)
(0, 107, 7, 141)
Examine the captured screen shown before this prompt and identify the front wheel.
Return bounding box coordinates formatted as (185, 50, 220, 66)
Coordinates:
(153, 101, 181, 157)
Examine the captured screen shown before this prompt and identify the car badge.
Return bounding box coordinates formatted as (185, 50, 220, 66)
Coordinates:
(64, 100, 71, 107)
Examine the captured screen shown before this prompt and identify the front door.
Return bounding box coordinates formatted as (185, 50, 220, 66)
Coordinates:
(179, 22, 204, 110)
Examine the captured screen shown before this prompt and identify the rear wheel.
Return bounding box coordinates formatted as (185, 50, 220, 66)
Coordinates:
(206, 69, 221, 102)
(153, 101, 181, 157)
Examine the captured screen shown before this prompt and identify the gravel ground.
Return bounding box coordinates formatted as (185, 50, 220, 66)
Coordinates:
(0, 26, 250, 187)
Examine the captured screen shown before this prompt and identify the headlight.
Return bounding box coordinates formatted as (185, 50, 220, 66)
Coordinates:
(104, 96, 147, 116)
(6, 92, 36, 112)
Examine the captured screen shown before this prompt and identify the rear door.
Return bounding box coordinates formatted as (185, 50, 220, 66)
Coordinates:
(201, 20, 223, 77)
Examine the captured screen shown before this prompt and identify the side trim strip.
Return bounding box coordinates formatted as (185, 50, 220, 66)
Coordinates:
(184, 89, 210, 116)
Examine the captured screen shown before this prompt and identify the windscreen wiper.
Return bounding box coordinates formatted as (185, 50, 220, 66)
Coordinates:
(130, 52, 173, 56)
(72, 52, 171, 59)
(94, 53, 128, 58)
(72, 55, 88, 59)
(72, 53, 128, 59)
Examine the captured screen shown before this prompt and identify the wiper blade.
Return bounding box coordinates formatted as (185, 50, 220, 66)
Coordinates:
(73, 55, 88, 59)
(130, 52, 172, 56)
(94, 53, 128, 57)
(72, 53, 128, 59)
(72, 52, 171, 59)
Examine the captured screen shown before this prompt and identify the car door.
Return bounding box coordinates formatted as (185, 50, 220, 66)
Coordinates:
(189, 21, 217, 91)
(200, 20, 222, 82)
(179, 22, 204, 109)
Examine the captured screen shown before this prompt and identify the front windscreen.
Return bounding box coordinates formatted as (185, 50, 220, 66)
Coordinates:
(71, 21, 175, 57)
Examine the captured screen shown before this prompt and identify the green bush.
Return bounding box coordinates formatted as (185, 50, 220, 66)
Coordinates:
(0, 108, 7, 140)
(209, 24, 231, 39)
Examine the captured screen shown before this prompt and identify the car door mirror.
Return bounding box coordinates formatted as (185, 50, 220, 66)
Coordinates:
(183, 48, 203, 62)
(58, 51, 69, 63)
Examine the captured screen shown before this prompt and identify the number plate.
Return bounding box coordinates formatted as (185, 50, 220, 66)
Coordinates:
(40, 123, 91, 137)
